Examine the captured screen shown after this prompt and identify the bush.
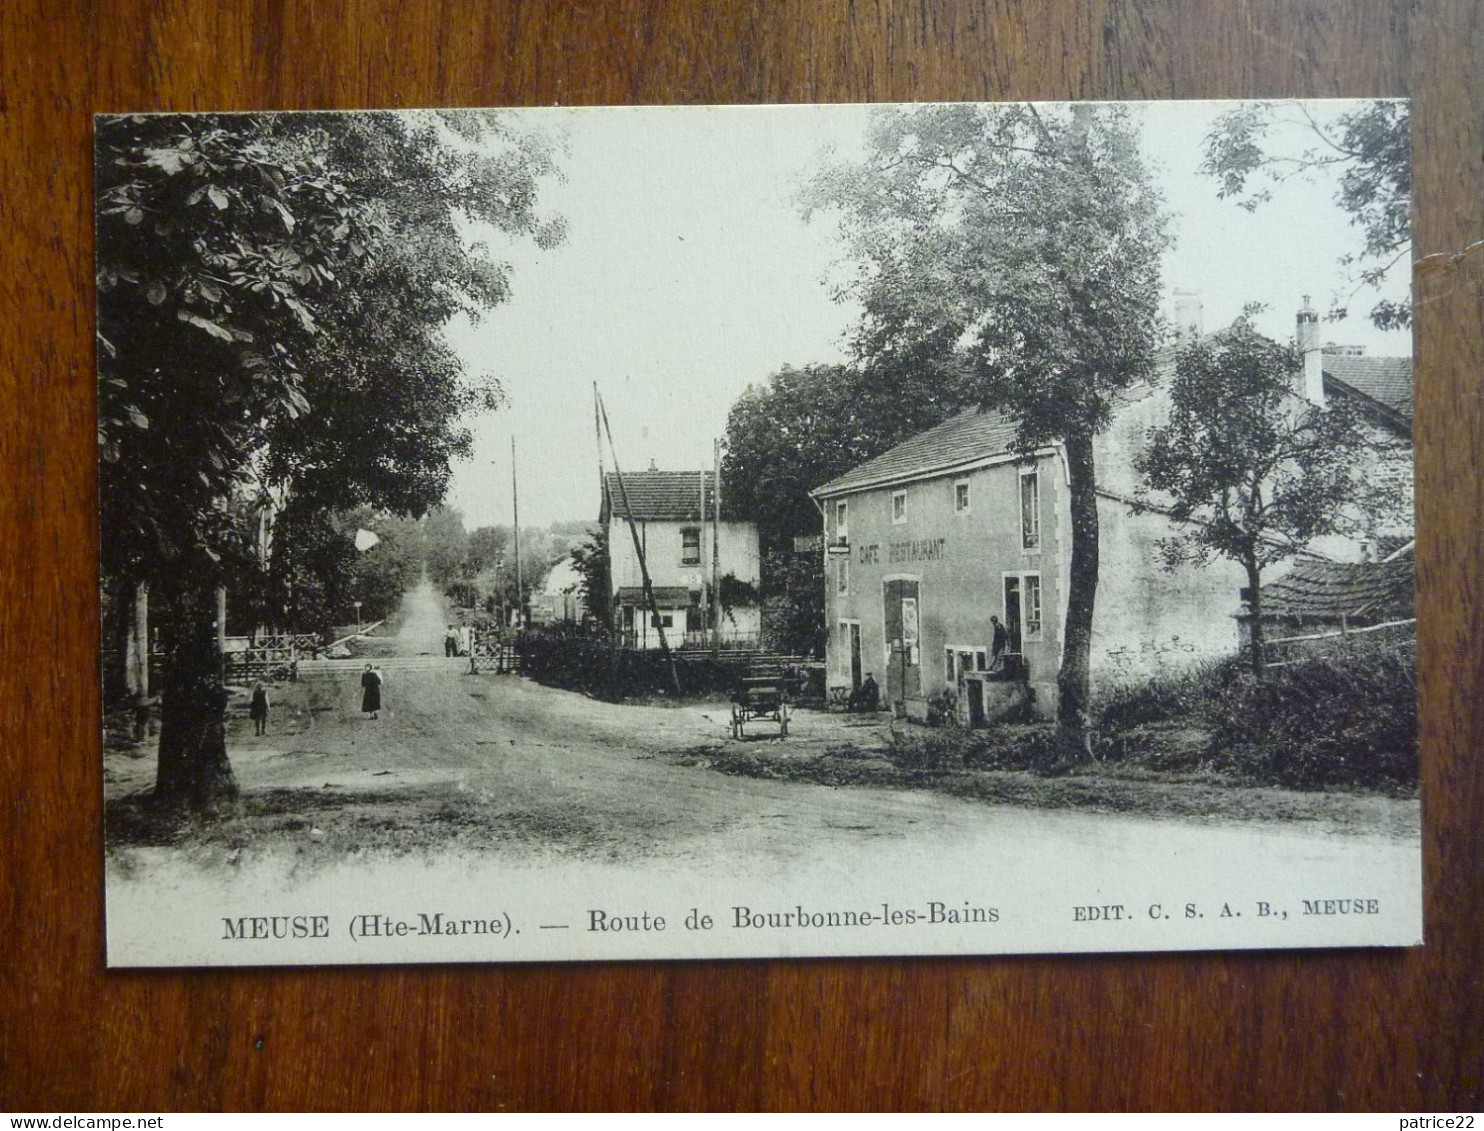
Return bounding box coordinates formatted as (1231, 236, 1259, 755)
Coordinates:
(1091, 645, 1417, 791)
(962, 724, 1059, 772)
(517, 629, 745, 701)
(886, 729, 966, 772)
(1206, 647, 1417, 790)
(1094, 659, 1237, 731)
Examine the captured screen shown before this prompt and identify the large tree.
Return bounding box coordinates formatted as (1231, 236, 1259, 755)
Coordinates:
(806, 103, 1170, 756)
(1134, 316, 1387, 678)
(96, 111, 561, 808)
(724, 361, 967, 545)
(722, 360, 967, 655)
(1200, 100, 1410, 329)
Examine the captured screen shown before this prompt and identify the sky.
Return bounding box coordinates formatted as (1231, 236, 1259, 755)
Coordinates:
(441, 100, 1411, 530)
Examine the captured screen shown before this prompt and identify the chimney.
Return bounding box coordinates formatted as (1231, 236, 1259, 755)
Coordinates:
(1173, 290, 1203, 342)
(648, 458, 658, 471)
(1296, 296, 1325, 406)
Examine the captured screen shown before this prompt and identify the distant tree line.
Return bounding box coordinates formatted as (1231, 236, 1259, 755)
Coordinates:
(421, 506, 588, 620)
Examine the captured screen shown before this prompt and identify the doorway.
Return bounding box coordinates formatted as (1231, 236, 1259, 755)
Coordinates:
(1003, 576, 1023, 654)
(849, 622, 862, 688)
(883, 579, 921, 705)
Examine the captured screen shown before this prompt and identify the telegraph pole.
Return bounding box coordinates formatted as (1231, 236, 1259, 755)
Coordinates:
(712, 438, 722, 654)
(597, 390, 680, 694)
(511, 436, 523, 631)
(697, 466, 708, 646)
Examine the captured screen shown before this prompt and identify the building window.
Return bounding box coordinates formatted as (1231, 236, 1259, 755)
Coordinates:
(1020, 470, 1040, 550)
(834, 500, 848, 545)
(681, 526, 701, 565)
(954, 480, 971, 515)
(892, 490, 907, 524)
(651, 613, 674, 629)
(901, 596, 919, 663)
(837, 556, 849, 595)
(1002, 572, 1044, 649)
(1023, 574, 1043, 640)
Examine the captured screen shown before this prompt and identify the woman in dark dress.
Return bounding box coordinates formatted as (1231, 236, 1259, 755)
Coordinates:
(360, 664, 382, 719)
(249, 681, 270, 736)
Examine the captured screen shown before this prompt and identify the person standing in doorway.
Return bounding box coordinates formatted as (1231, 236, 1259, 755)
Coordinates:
(249, 680, 270, 736)
(990, 616, 1009, 670)
(360, 664, 382, 719)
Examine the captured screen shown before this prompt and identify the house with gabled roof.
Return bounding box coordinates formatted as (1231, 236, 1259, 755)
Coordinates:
(599, 468, 760, 649)
(809, 300, 1414, 720)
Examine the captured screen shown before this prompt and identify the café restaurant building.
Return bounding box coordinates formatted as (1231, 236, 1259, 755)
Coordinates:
(809, 301, 1415, 722)
(808, 404, 1251, 722)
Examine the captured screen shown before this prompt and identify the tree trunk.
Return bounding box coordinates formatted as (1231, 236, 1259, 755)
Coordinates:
(103, 577, 133, 704)
(1055, 429, 1099, 765)
(153, 576, 238, 811)
(130, 581, 150, 700)
(1245, 558, 1265, 681)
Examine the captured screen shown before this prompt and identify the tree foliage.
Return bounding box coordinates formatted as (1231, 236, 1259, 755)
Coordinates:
(569, 525, 612, 630)
(1134, 316, 1385, 675)
(805, 103, 1170, 749)
(98, 111, 562, 586)
(721, 359, 965, 656)
(1200, 100, 1411, 329)
(95, 111, 562, 807)
(722, 362, 966, 547)
(422, 506, 470, 589)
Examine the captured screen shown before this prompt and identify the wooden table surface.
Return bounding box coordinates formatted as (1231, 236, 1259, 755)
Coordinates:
(2, 0, 1480, 1112)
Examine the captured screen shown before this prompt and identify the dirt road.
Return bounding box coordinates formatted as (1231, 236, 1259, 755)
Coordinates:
(106, 580, 1418, 879)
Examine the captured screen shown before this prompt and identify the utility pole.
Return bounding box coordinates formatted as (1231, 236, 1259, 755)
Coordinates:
(595, 383, 612, 641)
(511, 436, 523, 631)
(712, 438, 722, 654)
(594, 382, 606, 487)
(697, 466, 708, 648)
(597, 390, 680, 694)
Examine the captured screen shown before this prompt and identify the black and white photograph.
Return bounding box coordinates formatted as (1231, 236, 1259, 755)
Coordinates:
(97, 100, 1420, 966)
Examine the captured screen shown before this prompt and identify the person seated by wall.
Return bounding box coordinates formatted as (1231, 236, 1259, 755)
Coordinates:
(848, 672, 880, 713)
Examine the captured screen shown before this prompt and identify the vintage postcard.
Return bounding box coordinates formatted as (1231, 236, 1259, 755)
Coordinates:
(98, 100, 1420, 966)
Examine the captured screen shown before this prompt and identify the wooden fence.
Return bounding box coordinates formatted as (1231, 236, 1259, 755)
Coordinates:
(1262, 617, 1417, 668)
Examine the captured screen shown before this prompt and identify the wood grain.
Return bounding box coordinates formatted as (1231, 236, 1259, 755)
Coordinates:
(2, 0, 1479, 1111)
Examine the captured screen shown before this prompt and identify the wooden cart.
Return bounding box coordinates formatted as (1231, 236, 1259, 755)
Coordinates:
(730, 667, 793, 740)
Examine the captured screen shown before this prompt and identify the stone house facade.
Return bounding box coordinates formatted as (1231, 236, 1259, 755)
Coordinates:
(809, 301, 1413, 720)
(600, 470, 761, 649)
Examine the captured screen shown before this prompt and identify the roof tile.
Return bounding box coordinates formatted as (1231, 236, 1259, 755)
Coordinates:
(811, 409, 1022, 497)
(602, 471, 717, 522)
(1323, 355, 1414, 421)
(1257, 556, 1414, 623)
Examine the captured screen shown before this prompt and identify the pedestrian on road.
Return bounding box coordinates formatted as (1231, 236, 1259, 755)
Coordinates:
(249, 681, 270, 736)
(361, 664, 382, 719)
(444, 625, 458, 658)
